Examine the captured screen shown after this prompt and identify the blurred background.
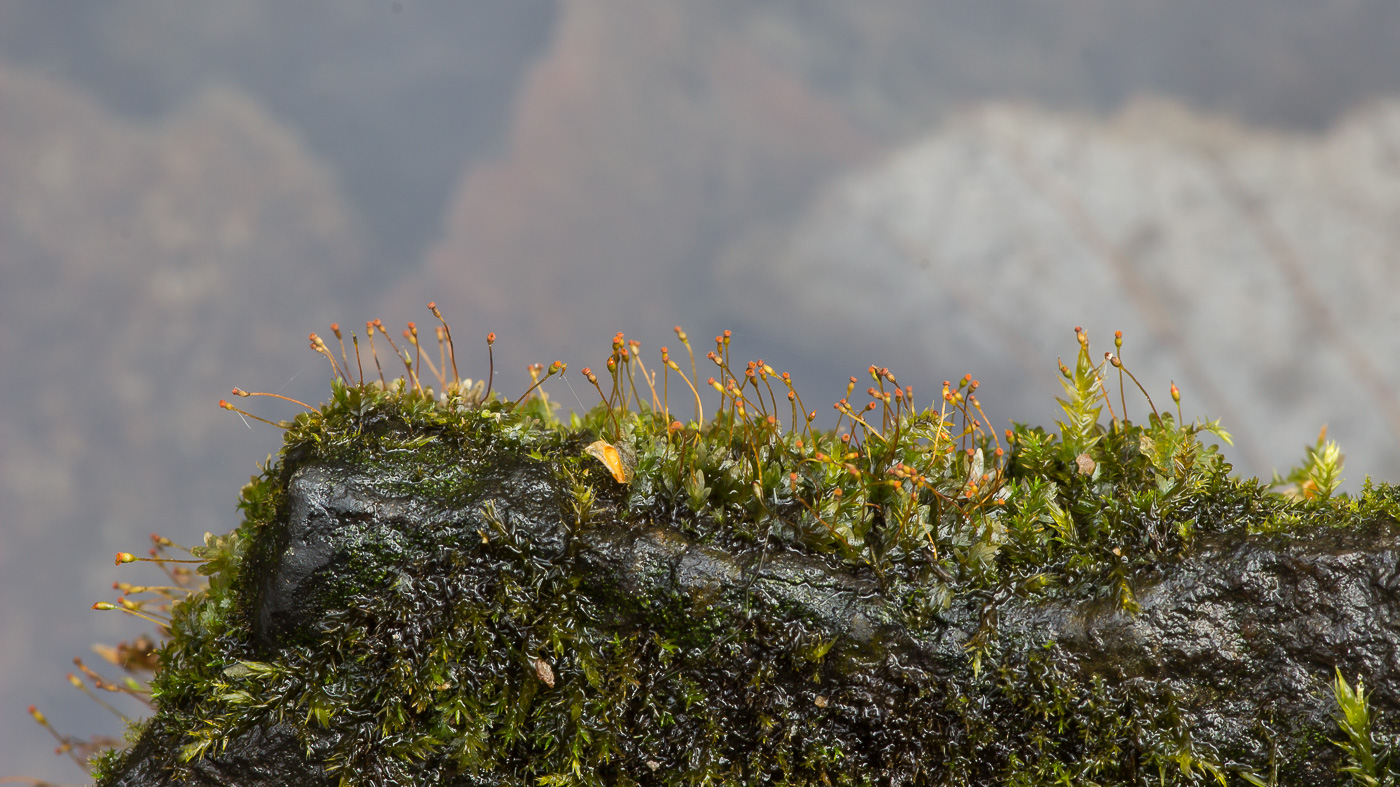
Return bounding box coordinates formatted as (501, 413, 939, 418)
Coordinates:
(4, 1, 1400, 780)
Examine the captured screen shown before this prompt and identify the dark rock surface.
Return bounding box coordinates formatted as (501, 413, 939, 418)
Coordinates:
(109, 720, 330, 787)
(105, 450, 1400, 785)
(585, 515, 1400, 781)
(253, 460, 570, 650)
(1011, 525, 1400, 784)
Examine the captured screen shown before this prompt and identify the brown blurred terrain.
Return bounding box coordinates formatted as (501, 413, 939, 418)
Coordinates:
(4, 1, 1400, 780)
(401, 1, 875, 370)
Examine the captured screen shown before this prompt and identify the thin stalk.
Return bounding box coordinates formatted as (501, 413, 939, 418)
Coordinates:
(428, 302, 459, 387)
(230, 387, 314, 411)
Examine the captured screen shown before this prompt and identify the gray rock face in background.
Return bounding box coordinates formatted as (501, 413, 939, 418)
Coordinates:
(721, 100, 1400, 482)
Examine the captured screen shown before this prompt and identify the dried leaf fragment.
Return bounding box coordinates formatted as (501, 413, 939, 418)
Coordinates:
(585, 439, 633, 484)
(534, 656, 555, 688)
(1075, 452, 1096, 477)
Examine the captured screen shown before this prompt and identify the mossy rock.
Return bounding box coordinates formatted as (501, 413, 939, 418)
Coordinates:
(94, 350, 1400, 785)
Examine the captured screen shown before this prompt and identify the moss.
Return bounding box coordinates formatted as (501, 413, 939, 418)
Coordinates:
(94, 327, 1399, 786)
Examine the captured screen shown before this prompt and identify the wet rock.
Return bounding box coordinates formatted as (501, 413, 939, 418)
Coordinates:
(254, 459, 568, 649)
(1013, 525, 1400, 784)
(105, 720, 329, 787)
(103, 443, 1400, 785)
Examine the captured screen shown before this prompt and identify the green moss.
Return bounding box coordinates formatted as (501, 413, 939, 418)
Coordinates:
(95, 331, 1399, 785)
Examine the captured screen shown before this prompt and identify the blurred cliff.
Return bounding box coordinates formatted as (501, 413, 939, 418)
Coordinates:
(4, 1, 1400, 780)
(720, 99, 1400, 480)
(412, 0, 1400, 386)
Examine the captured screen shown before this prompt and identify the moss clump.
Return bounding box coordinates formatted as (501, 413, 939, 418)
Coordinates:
(90, 320, 1400, 786)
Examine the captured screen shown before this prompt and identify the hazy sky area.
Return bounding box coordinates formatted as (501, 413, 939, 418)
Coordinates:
(3, 2, 1400, 780)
